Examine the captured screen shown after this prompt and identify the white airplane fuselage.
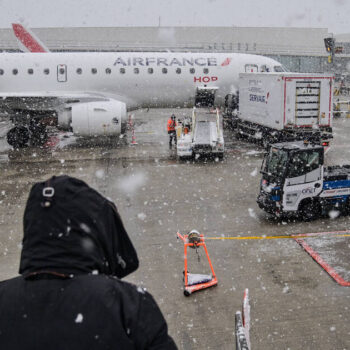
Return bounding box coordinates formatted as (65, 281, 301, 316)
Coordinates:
(0, 51, 285, 146)
(0, 52, 284, 109)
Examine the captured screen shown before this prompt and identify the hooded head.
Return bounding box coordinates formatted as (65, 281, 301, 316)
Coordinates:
(19, 175, 139, 278)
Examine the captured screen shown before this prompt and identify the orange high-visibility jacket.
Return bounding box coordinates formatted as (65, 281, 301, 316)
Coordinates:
(167, 119, 177, 132)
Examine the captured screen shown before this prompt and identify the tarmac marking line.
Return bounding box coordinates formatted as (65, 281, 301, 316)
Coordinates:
(205, 230, 350, 240)
(295, 237, 350, 287)
(205, 230, 350, 286)
(205, 233, 350, 241)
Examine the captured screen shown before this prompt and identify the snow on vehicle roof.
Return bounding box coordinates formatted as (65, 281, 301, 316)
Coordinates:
(272, 141, 323, 151)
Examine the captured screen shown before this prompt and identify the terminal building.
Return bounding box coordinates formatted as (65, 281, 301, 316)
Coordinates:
(0, 26, 349, 76)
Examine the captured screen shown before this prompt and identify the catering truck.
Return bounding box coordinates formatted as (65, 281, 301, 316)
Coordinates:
(176, 107, 224, 159)
(257, 141, 350, 219)
(237, 73, 334, 148)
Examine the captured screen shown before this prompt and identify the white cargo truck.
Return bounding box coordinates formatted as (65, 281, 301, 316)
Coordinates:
(176, 107, 224, 159)
(237, 73, 334, 147)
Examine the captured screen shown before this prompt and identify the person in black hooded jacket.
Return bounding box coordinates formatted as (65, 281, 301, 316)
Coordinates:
(0, 175, 177, 350)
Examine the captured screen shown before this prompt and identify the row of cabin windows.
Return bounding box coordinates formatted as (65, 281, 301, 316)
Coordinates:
(0, 67, 210, 76)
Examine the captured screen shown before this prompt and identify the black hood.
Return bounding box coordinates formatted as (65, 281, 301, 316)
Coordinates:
(19, 175, 139, 278)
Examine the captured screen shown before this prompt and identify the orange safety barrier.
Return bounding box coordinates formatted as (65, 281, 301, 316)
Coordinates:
(177, 231, 218, 296)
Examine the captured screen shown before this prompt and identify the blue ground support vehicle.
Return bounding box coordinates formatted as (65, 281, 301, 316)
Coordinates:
(257, 141, 350, 219)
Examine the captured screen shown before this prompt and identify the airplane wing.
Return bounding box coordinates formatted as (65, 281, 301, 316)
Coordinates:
(12, 23, 50, 53)
(0, 91, 135, 112)
(0, 91, 136, 147)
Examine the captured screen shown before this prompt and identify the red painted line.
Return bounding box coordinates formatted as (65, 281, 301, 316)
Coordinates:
(295, 237, 350, 286)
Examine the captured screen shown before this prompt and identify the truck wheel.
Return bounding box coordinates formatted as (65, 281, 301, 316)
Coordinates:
(300, 200, 319, 221)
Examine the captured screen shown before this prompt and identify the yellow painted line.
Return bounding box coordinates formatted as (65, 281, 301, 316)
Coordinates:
(205, 233, 350, 241)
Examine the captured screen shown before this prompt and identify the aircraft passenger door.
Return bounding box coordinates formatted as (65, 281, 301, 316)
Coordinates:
(245, 64, 258, 73)
(57, 64, 67, 82)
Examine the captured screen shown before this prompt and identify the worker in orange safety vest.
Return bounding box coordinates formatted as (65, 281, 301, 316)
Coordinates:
(167, 114, 177, 148)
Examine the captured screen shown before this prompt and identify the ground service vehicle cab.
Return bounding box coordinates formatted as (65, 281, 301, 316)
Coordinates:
(257, 141, 350, 219)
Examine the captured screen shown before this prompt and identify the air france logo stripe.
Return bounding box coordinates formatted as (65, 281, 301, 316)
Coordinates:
(221, 58, 232, 66)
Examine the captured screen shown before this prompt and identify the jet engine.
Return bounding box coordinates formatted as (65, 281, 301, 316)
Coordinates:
(58, 100, 127, 136)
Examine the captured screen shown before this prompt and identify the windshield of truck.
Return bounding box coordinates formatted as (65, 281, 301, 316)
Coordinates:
(265, 147, 289, 177)
(287, 150, 321, 178)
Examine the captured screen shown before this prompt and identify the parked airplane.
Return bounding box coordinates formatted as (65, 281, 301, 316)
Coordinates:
(12, 23, 50, 53)
(0, 51, 286, 147)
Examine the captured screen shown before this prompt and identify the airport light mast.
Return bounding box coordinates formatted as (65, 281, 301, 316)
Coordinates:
(324, 37, 335, 64)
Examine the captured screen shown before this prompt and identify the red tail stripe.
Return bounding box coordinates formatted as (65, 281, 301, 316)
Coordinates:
(12, 24, 46, 53)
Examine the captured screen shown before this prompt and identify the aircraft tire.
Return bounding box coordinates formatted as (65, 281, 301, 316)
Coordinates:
(7, 126, 30, 148)
(29, 121, 48, 146)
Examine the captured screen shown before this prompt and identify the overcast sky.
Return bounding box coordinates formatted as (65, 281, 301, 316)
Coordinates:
(0, 0, 348, 34)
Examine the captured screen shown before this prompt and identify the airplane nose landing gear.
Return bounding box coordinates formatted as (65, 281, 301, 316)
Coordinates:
(29, 119, 48, 146)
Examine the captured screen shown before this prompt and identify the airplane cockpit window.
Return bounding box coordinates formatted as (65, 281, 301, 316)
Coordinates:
(203, 68, 209, 74)
(120, 68, 126, 74)
(28, 69, 33, 75)
(245, 64, 258, 72)
(260, 65, 270, 72)
(105, 68, 111, 74)
(43, 68, 50, 75)
(76, 68, 82, 74)
(148, 68, 153, 74)
(274, 65, 287, 72)
(176, 68, 181, 74)
(162, 68, 167, 74)
(13, 69, 18, 75)
(134, 68, 139, 74)
(190, 68, 195, 74)
(0, 69, 4, 75)
(91, 68, 97, 74)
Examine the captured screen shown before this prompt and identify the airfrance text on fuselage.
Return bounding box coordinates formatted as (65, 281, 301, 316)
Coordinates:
(113, 57, 219, 67)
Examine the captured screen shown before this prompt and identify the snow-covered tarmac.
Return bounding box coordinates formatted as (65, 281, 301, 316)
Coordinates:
(0, 109, 349, 349)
